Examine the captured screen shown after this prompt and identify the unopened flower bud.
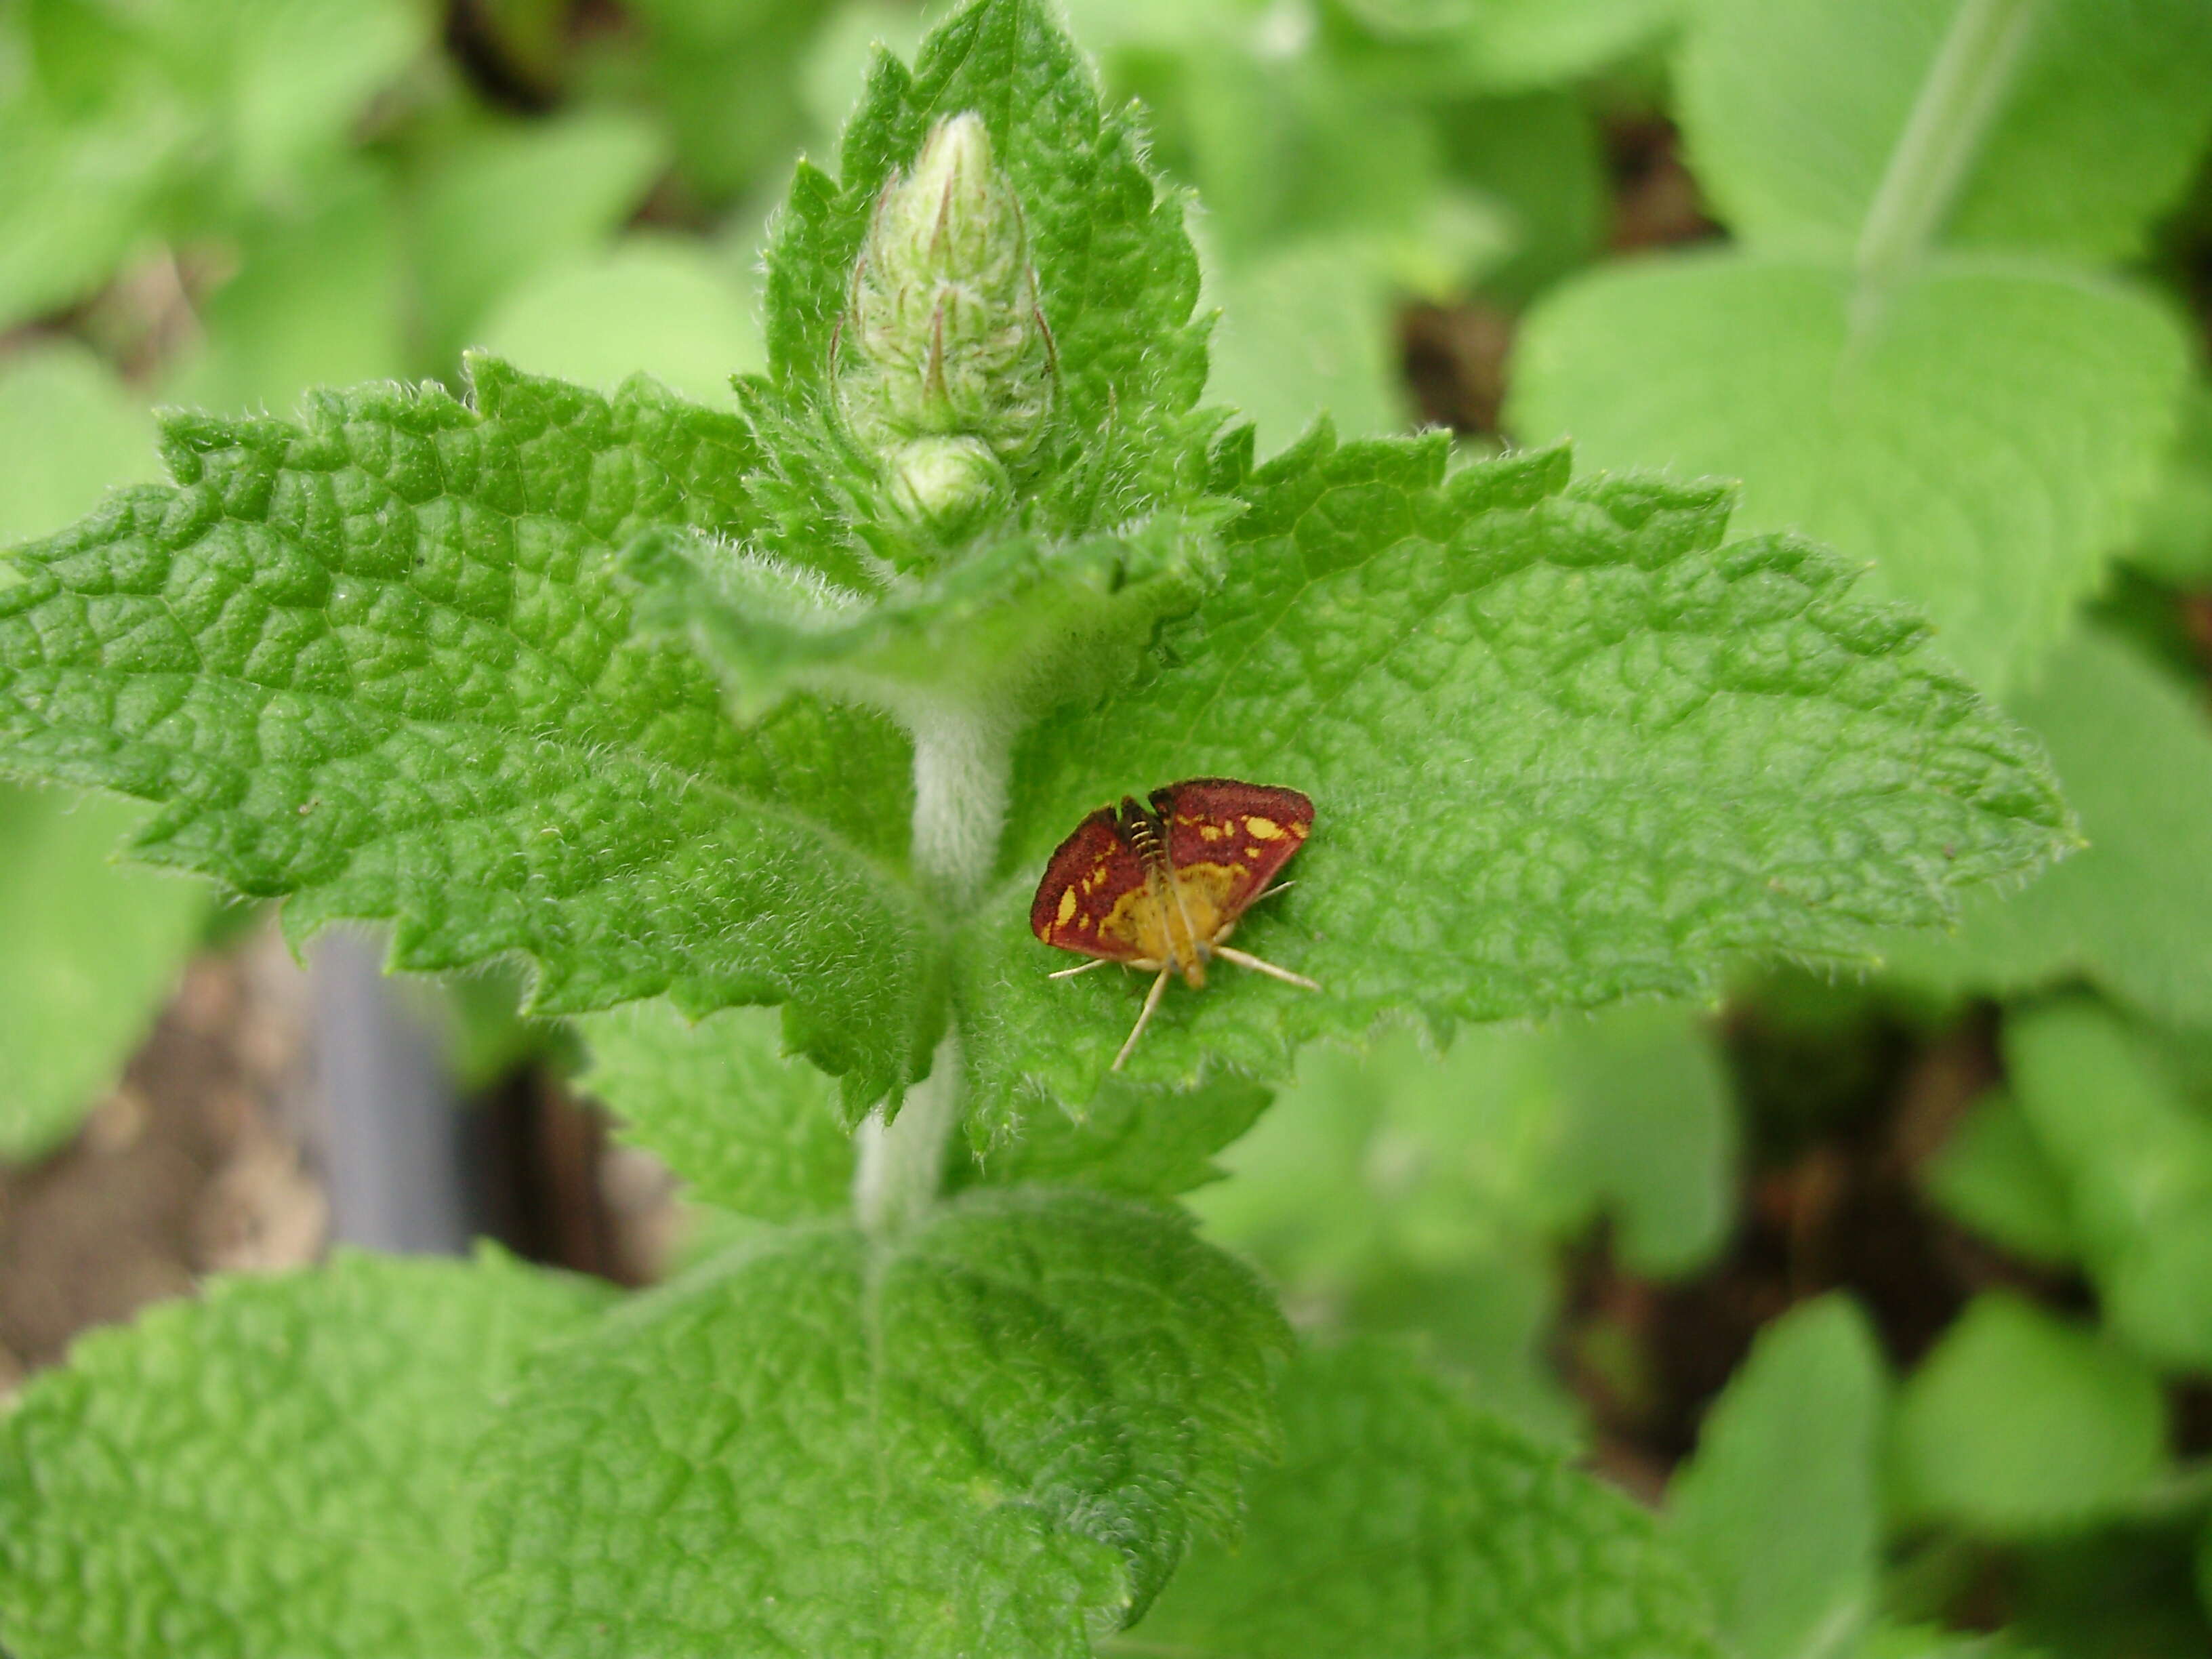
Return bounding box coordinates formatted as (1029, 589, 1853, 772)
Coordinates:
(885, 434, 1008, 536)
(836, 112, 1056, 525)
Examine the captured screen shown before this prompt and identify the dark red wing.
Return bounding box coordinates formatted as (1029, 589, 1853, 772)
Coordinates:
(1030, 804, 1155, 962)
(1149, 778, 1313, 924)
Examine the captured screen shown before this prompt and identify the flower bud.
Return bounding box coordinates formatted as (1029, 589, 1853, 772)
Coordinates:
(884, 434, 1009, 537)
(836, 112, 1056, 525)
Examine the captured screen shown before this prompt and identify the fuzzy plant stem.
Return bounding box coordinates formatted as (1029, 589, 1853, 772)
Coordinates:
(853, 701, 1016, 1236)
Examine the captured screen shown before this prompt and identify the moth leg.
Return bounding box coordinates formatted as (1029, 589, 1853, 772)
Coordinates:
(1111, 966, 1174, 1071)
(1048, 957, 1112, 980)
(1214, 945, 1320, 992)
(1254, 880, 1297, 902)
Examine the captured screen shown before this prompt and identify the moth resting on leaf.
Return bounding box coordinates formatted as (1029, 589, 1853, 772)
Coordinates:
(1031, 779, 1318, 1069)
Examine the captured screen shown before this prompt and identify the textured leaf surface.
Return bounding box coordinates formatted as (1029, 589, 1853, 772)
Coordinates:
(2003, 1000, 2212, 1372)
(764, 0, 1210, 516)
(1881, 627, 2212, 1029)
(1510, 251, 2190, 693)
(962, 434, 2072, 1123)
(1124, 1341, 1721, 1658)
(0, 1248, 611, 1659)
(1668, 1296, 1887, 1659)
(1677, 0, 2212, 262)
(579, 994, 1271, 1211)
(0, 357, 937, 1109)
(473, 1187, 1287, 1658)
(1888, 1292, 2168, 1536)
(575, 1000, 856, 1218)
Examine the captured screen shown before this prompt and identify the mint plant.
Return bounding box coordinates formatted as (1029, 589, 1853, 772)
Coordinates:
(0, 1, 2088, 1653)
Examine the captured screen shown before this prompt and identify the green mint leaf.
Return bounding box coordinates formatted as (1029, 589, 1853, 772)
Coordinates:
(1123, 1340, 1721, 1658)
(0, 786, 205, 1158)
(476, 239, 767, 409)
(1881, 626, 2212, 1029)
(623, 503, 1228, 716)
(763, 0, 1212, 516)
(1509, 252, 2190, 693)
(472, 1188, 1288, 1656)
(574, 1001, 855, 1218)
(1677, 0, 2212, 262)
(577, 982, 1267, 1211)
(2003, 999, 2212, 1372)
(1668, 1296, 1888, 1659)
(1888, 1292, 2169, 1537)
(964, 436, 2072, 1122)
(0, 1248, 611, 1658)
(1922, 1088, 2081, 1268)
(0, 357, 939, 1111)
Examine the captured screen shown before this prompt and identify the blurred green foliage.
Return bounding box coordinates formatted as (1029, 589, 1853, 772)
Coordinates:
(3, 0, 2211, 1652)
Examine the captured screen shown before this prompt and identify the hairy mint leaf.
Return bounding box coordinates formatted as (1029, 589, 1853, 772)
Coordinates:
(472, 1187, 1288, 1657)
(1923, 1088, 2081, 1268)
(623, 504, 1227, 714)
(1510, 252, 2190, 693)
(1678, 0, 2212, 262)
(1881, 626, 2212, 1028)
(963, 435, 2072, 1123)
(0, 356, 937, 1111)
(1124, 1340, 1721, 1658)
(575, 1000, 855, 1218)
(764, 0, 1212, 519)
(2004, 999, 2212, 1372)
(581, 991, 1273, 1218)
(1668, 1296, 1888, 1659)
(1888, 1292, 2169, 1537)
(0, 1248, 611, 1659)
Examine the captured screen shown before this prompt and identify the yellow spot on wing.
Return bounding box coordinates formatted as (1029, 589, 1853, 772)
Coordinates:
(1244, 816, 1284, 840)
(1055, 886, 1077, 927)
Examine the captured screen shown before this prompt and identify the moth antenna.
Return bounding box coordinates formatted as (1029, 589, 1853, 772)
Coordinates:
(1048, 958, 1110, 980)
(1213, 945, 1319, 992)
(1254, 880, 1297, 902)
(1111, 967, 1174, 1071)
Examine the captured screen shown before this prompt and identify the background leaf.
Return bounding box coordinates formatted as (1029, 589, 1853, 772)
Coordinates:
(1667, 1296, 1889, 1659)
(1509, 253, 2191, 693)
(1123, 1340, 1723, 1658)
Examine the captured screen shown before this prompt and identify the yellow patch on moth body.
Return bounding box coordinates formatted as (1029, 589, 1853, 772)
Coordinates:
(1055, 886, 1078, 926)
(1243, 815, 1285, 840)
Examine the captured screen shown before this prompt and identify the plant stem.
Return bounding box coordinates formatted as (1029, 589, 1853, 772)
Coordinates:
(1854, 0, 2041, 292)
(853, 701, 1015, 1235)
(853, 1031, 965, 1235)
